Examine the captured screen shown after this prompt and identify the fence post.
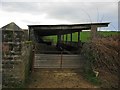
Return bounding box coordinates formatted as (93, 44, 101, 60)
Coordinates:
(31, 44, 35, 72)
(60, 50, 63, 68)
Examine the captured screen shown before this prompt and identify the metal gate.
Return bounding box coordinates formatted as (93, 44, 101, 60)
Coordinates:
(34, 53, 82, 68)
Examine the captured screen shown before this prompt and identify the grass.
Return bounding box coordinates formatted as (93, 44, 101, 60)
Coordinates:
(98, 31, 118, 37)
(85, 73, 101, 85)
(43, 31, 118, 44)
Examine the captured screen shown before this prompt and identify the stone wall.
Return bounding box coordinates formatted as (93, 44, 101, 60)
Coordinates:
(1, 22, 33, 88)
(2, 44, 33, 88)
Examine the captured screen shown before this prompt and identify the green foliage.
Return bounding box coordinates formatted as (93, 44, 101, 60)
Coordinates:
(83, 60, 101, 85)
(83, 59, 101, 85)
(86, 75, 101, 85)
(81, 43, 101, 85)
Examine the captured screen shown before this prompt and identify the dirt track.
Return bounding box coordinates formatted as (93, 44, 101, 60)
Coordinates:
(26, 69, 98, 88)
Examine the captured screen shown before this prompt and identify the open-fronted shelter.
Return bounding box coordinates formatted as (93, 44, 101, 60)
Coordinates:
(28, 22, 110, 44)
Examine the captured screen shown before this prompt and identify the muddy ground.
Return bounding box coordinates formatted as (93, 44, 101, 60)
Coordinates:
(26, 69, 98, 88)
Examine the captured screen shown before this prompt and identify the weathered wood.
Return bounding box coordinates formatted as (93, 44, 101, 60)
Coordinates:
(57, 35, 61, 43)
(78, 31, 80, 43)
(70, 33, 72, 42)
(91, 25, 97, 39)
(62, 35, 64, 41)
(31, 26, 89, 30)
(66, 34, 68, 43)
(28, 23, 109, 36)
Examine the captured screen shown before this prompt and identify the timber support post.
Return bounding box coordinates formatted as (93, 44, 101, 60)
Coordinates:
(66, 34, 68, 43)
(78, 31, 81, 45)
(70, 33, 72, 42)
(57, 34, 61, 43)
(91, 25, 98, 39)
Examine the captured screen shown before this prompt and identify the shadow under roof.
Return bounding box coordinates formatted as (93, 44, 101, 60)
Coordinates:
(28, 22, 110, 36)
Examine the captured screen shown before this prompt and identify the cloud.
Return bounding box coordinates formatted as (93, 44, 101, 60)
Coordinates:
(0, 1, 118, 30)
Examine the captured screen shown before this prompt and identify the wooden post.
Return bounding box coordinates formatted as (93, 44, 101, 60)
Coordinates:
(31, 49, 35, 72)
(60, 50, 63, 68)
(29, 28, 35, 42)
(57, 34, 61, 43)
(66, 34, 68, 43)
(91, 25, 97, 39)
(70, 33, 72, 42)
(31, 45, 35, 72)
(28, 28, 31, 41)
(78, 31, 80, 43)
(62, 35, 64, 42)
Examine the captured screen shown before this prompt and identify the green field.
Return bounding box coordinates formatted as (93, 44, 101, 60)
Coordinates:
(43, 31, 118, 43)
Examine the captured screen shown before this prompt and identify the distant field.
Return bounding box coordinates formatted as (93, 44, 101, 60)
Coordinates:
(43, 31, 118, 43)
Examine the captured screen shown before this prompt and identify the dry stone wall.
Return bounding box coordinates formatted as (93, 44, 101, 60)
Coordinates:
(2, 22, 33, 88)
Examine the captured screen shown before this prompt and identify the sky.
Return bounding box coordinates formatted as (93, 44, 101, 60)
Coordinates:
(0, 0, 119, 31)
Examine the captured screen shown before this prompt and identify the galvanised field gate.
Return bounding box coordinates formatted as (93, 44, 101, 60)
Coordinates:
(34, 53, 82, 68)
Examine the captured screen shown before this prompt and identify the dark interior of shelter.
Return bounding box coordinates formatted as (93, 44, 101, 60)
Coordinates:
(28, 23, 109, 54)
(31, 26, 83, 54)
(34, 31, 82, 54)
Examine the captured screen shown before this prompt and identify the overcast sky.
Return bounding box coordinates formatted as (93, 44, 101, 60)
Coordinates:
(0, 0, 118, 31)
